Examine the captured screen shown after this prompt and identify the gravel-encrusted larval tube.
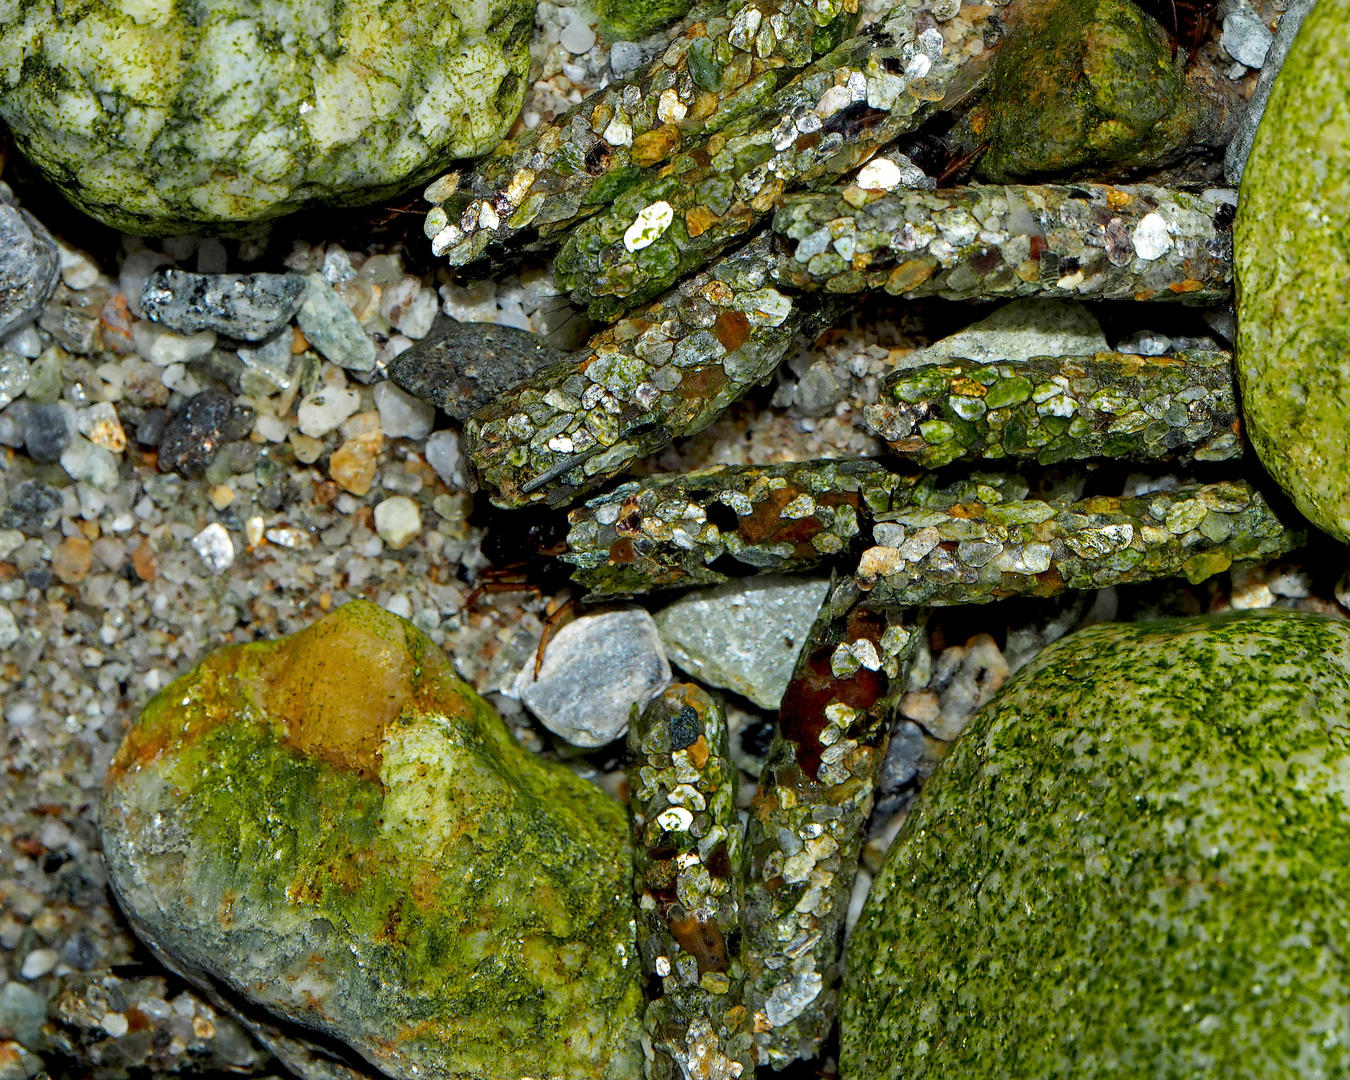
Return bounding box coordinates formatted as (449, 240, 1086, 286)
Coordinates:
(629, 683, 754, 1080)
(770, 182, 1235, 301)
(464, 235, 832, 508)
(425, 0, 858, 266)
(561, 460, 1299, 599)
(864, 350, 1241, 469)
(742, 581, 922, 1068)
(857, 476, 1296, 606)
(564, 458, 907, 595)
(553, 0, 1011, 320)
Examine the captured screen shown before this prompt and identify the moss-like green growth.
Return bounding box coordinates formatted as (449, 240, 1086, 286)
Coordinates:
(102, 600, 642, 1080)
(843, 611, 1350, 1080)
(0, 0, 532, 235)
(586, 0, 694, 43)
(963, 0, 1209, 181)
(1235, 0, 1350, 543)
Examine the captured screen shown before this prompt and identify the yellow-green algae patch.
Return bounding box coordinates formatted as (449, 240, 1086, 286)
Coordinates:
(1235, 0, 1350, 543)
(102, 599, 642, 1080)
(842, 610, 1350, 1080)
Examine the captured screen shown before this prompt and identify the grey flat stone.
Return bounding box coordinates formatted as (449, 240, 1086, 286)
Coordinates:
(1224, 0, 1317, 185)
(296, 273, 377, 373)
(0, 204, 59, 340)
(514, 608, 670, 747)
(140, 269, 305, 342)
(388, 317, 569, 421)
(654, 576, 830, 710)
(896, 298, 1108, 369)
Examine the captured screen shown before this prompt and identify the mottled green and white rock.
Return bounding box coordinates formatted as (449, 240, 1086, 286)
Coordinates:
(843, 611, 1350, 1080)
(0, 0, 533, 234)
(1235, 0, 1350, 542)
(897, 299, 1108, 369)
(101, 600, 642, 1080)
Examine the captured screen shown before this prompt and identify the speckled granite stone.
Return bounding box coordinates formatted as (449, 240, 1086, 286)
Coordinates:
(0, 0, 533, 234)
(100, 600, 643, 1080)
(843, 611, 1350, 1080)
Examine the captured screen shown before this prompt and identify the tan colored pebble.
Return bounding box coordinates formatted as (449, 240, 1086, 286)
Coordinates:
(131, 538, 158, 581)
(207, 485, 236, 510)
(330, 433, 383, 496)
(52, 536, 93, 584)
(340, 410, 382, 440)
(289, 431, 324, 464)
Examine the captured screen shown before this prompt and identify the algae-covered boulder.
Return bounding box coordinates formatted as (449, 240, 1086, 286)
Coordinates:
(964, 0, 1227, 181)
(1235, 0, 1350, 543)
(0, 0, 532, 235)
(843, 611, 1350, 1079)
(101, 600, 642, 1080)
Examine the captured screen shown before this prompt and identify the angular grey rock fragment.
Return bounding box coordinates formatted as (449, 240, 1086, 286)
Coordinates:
(513, 607, 670, 747)
(1224, 0, 1318, 185)
(0, 202, 60, 340)
(236, 331, 296, 390)
(296, 273, 377, 372)
(388, 317, 568, 421)
(140, 269, 306, 342)
(654, 576, 831, 709)
(896, 298, 1108, 369)
(1221, 2, 1274, 68)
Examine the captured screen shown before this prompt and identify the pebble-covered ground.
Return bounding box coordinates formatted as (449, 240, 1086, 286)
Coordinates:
(0, 0, 1342, 1077)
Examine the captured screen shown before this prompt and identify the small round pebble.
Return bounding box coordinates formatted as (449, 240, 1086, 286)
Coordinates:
(51, 536, 93, 584)
(131, 538, 158, 581)
(297, 387, 361, 438)
(423, 429, 462, 487)
(20, 948, 59, 980)
(372, 380, 435, 440)
(373, 496, 422, 549)
(191, 523, 235, 574)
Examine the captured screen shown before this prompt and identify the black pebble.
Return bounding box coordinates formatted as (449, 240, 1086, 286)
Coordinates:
(158, 390, 254, 477)
(668, 705, 702, 751)
(24, 402, 70, 463)
(387, 317, 569, 421)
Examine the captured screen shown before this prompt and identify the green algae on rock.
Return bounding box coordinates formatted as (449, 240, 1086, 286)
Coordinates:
(100, 599, 642, 1080)
(958, 0, 1228, 181)
(843, 610, 1350, 1080)
(0, 0, 532, 235)
(1235, 0, 1350, 543)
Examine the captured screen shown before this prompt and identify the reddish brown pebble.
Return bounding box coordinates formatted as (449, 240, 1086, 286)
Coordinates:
(51, 536, 93, 584)
(132, 538, 158, 582)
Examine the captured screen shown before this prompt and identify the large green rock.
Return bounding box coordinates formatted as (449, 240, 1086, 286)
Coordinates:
(101, 600, 642, 1080)
(965, 0, 1224, 181)
(1235, 0, 1350, 543)
(843, 611, 1350, 1079)
(0, 0, 532, 235)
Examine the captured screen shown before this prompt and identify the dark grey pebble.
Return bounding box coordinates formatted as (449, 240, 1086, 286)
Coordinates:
(387, 317, 568, 421)
(158, 390, 254, 477)
(24, 402, 71, 464)
(24, 566, 52, 589)
(136, 407, 168, 447)
(0, 202, 60, 340)
(140, 269, 306, 342)
(0, 478, 63, 534)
